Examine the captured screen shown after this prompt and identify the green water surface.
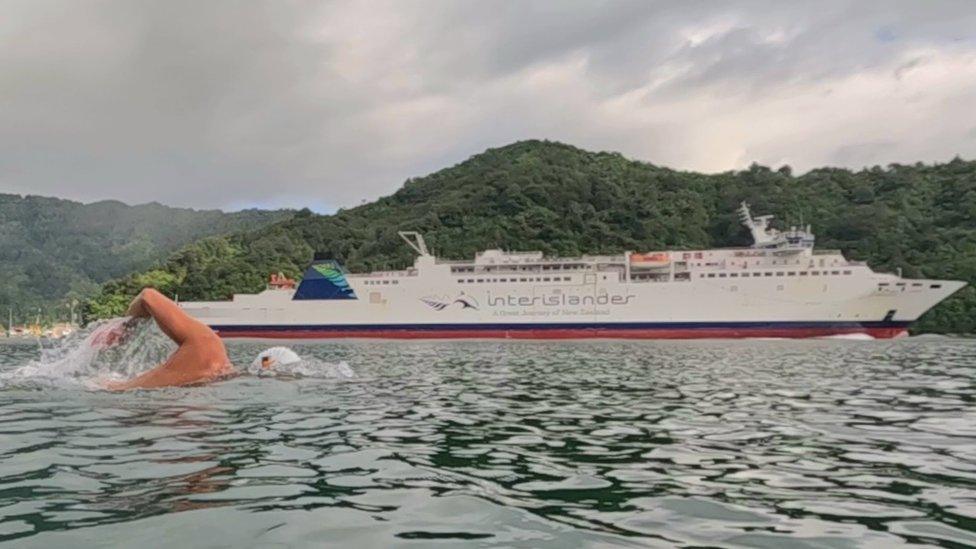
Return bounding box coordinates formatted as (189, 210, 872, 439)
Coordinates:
(1, 338, 975, 548)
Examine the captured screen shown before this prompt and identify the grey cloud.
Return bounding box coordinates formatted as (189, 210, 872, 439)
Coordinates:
(830, 141, 898, 167)
(1, 0, 975, 210)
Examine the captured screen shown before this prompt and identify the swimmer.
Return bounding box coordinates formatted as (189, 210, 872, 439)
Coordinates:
(253, 347, 302, 371)
(101, 288, 234, 390)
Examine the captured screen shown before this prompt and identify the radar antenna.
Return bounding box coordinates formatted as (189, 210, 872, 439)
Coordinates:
(398, 231, 430, 256)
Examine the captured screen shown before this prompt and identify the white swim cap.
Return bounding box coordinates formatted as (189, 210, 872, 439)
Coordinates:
(252, 347, 302, 370)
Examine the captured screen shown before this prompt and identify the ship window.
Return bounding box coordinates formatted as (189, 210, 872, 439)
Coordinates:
(458, 280, 464, 284)
(393, 280, 398, 285)
(788, 272, 796, 276)
(767, 272, 775, 277)
(719, 273, 727, 278)
(800, 271, 808, 276)
(520, 278, 527, 282)
(811, 271, 819, 275)
(912, 283, 923, 287)
(896, 282, 906, 286)
(543, 277, 550, 282)
(831, 270, 840, 275)
(879, 283, 889, 287)
(730, 273, 738, 278)
(930, 284, 942, 289)
(843, 270, 851, 275)
(707, 273, 715, 278)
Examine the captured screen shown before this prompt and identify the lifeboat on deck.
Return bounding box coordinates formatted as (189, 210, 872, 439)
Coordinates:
(630, 252, 670, 269)
(268, 272, 297, 290)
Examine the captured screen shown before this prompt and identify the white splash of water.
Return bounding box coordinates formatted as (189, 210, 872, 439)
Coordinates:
(0, 317, 176, 389)
(816, 333, 876, 341)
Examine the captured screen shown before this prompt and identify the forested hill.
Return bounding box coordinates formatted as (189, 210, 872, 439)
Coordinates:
(87, 140, 976, 333)
(0, 194, 290, 318)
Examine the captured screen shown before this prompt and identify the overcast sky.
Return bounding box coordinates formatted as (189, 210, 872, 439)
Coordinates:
(2, 1, 975, 212)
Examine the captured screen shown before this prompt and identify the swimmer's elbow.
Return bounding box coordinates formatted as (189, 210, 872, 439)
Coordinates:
(139, 288, 167, 307)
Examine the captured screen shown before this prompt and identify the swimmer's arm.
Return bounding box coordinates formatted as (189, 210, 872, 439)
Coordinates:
(102, 348, 203, 390)
(127, 288, 208, 345)
(103, 367, 172, 390)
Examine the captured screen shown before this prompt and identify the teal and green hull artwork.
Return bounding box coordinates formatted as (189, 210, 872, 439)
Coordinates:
(293, 261, 357, 300)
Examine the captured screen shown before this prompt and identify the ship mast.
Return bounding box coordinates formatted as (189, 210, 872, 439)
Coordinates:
(398, 231, 430, 256)
(738, 202, 778, 247)
(739, 202, 815, 252)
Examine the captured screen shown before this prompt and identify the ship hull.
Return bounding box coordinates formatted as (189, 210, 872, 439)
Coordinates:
(209, 321, 911, 340)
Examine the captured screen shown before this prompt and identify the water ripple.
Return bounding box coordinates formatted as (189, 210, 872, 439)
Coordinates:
(1, 338, 975, 547)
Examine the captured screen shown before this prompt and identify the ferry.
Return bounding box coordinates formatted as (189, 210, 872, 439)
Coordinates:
(180, 204, 965, 339)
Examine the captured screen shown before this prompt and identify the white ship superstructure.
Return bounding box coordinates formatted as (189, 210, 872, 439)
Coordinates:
(181, 204, 965, 339)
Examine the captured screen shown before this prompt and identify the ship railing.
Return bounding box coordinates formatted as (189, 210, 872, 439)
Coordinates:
(628, 275, 673, 283)
(350, 270, 416, 279)
(439, 256, 627, 265)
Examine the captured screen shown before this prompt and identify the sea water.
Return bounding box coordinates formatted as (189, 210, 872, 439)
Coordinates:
(0, 327, 975, 547)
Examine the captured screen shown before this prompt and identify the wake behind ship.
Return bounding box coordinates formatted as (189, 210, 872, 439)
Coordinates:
(181, 204, 965, 339)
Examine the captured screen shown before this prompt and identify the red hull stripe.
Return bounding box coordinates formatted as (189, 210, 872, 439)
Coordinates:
(210, 322, 910, 340)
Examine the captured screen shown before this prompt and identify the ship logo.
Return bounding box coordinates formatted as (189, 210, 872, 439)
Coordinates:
(421, 293, 479, 311)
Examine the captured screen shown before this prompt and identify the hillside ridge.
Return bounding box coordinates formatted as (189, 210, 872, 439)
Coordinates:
(86, 140, 976, 333)
(0, 193, 291, 320)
